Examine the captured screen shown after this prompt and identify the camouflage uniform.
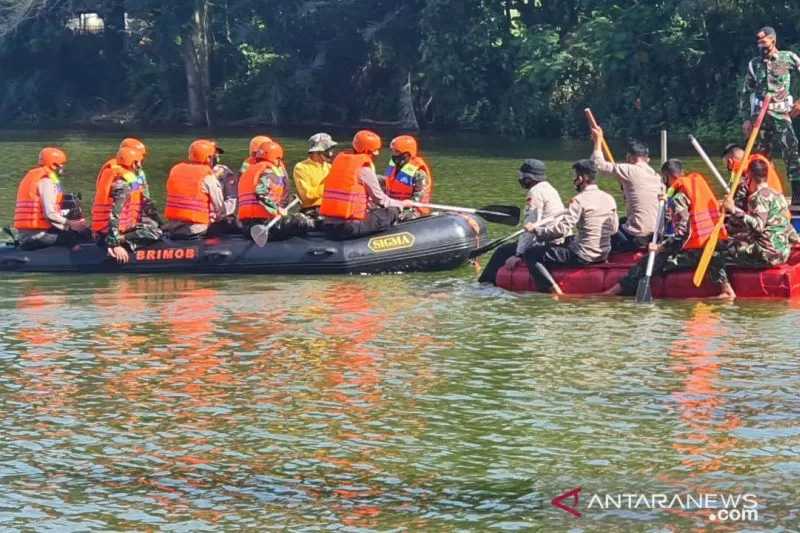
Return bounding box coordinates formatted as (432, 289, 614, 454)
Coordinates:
(617, 191, 727, 295)
(105, 177, 162, 250)
(137, 169, 164, 227)
(741, 50, 800, 188)
(249, 169, 311, 240)
(725, 185, 795, 267)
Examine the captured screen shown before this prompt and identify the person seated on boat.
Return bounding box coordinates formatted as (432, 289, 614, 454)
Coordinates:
(722, 158, 796, 288)
(604, 159, 734, 299)
(92, 146, 164, 264)
(478, 158, 565, 284)
(240, 135, 272, 174)
(520, 159, 619, 293)
(590, 128, 662, 252)
(319, 130, 414, 239)
(722, 143, 785, 204)
(239, 140, 314, 240)
(212, 163, 241, 234)
(163, 139, 227, 240)
(293, 133, 337, 218)
(12, 147, 89, 251)
(382, 135, 434, 221)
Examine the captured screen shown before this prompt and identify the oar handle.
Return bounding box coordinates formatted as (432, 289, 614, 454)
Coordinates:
(265, 197, 301, 230)
(584, 108, 615, 164)
(644, 200, 667, 277)
(689, 135, 730, 194)
(409, 202, 476, 214)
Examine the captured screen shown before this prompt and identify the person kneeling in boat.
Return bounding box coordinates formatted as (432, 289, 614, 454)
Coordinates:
(382, 135, 433, 221)
(604, 159, 734, 299)
(319, 130, 414, 239)
(478, 158, 565, 284)
(521, 159, 618, 292)
(722, 158, 796, 283)
(293, 133, 337, 218)
(239, 140, 313, 240)
(92, 146, 163, 264)
(163, 139, 227, 240)
(591, 128, 662, 252)
(12, 147, 89, 250)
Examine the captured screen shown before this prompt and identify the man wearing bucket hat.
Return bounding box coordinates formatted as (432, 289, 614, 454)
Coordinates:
(293, 132, 338, 216)
(478, 159, 564, 284)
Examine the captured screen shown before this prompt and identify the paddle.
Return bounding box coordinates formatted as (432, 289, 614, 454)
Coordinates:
(408, 202, 521, 226)
(692, 95, 771, 287)
(250, 197, 301, 248)
(469, 210, 567, 259)
(634, 199, 667, 303)
(688, 135, 731, 194)
(584, 108, 616, 163)
(534, 262, 563, 296)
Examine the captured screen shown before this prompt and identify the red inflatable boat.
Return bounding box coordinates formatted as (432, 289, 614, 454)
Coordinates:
(495, 247, 800, 298)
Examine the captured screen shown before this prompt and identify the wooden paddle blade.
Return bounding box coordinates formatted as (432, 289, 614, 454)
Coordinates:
(692, 218, 723, 287)
(478, 205, 521, 225)
(250, 225, 269, 248)
(635, 276, 653, 303)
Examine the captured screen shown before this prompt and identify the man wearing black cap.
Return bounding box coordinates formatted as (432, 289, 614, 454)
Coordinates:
(522, 159, 618, 293)
(478, 159, 564, 284)
(741, 26, 800, 205)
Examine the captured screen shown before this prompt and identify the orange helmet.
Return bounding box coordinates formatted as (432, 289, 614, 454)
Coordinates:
(257, 141, 284, 165)
(249, 135, 272, 156)
(352, 130, 382, 155)
(188, 139, 223, 165)
(390, 135, 418, 157)
(120, 137, 147, 157)
(116, 147, 143, 169)
(38, 147, 68, 170)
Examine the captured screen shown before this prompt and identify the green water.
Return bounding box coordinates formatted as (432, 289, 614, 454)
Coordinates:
(0, 131, 799, 530)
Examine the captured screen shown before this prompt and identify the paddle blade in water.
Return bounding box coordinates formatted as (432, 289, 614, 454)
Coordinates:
(635, 275, 653, 303)
(478, 205, 521, 225)
(250, 225, 269, 248)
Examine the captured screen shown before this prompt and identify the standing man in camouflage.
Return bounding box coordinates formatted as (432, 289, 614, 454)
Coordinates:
(741, 26, 800, 205)
(723, 159, 796, 287)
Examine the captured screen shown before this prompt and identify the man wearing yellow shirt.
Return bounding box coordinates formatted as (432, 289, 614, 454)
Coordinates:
(293, 133, 338, 216)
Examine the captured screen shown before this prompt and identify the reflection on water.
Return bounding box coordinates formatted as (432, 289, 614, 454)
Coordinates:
(1, 275, 799, 529)
(0, 130, 798, 529)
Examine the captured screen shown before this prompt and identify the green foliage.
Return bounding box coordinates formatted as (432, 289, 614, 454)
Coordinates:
(0, 0, 799, 138)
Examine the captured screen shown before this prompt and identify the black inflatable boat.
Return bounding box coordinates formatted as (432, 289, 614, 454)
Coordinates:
(0, 213, 487, 275)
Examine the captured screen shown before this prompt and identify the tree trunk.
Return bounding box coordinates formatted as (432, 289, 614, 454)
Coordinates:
(102, 0, 126, 104)
(398, 71, 420, 131)
(181, 0, 211, 126)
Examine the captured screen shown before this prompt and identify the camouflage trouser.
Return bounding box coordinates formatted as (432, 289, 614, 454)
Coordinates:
(755, 114, 800, 183)
(617, 248, 728, 296)
(725, 240, 785, 269)
(121, 223, 163, 250)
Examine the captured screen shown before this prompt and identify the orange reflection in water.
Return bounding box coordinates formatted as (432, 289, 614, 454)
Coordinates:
(11, 287, 76, 416)
(670, 303, 741, 474)
(664, 303, 743, 530)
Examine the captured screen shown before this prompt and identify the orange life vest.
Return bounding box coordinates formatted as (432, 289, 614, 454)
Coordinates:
(384, 156, 433, 215)
(164, 162, 212, 225)
(746, 154, 783, 196)
(91, 163, 142, 234)
(13, 167, 63, 230)
(237, 161, 287, 221)
(670, 172, 728, 250)
(320, 152, 371, 221)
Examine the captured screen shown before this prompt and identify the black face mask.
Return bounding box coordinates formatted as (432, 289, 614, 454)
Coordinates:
(392, 154, 409, 168)
(518, 177, 535, 190)
(573, 175, 583, 192)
